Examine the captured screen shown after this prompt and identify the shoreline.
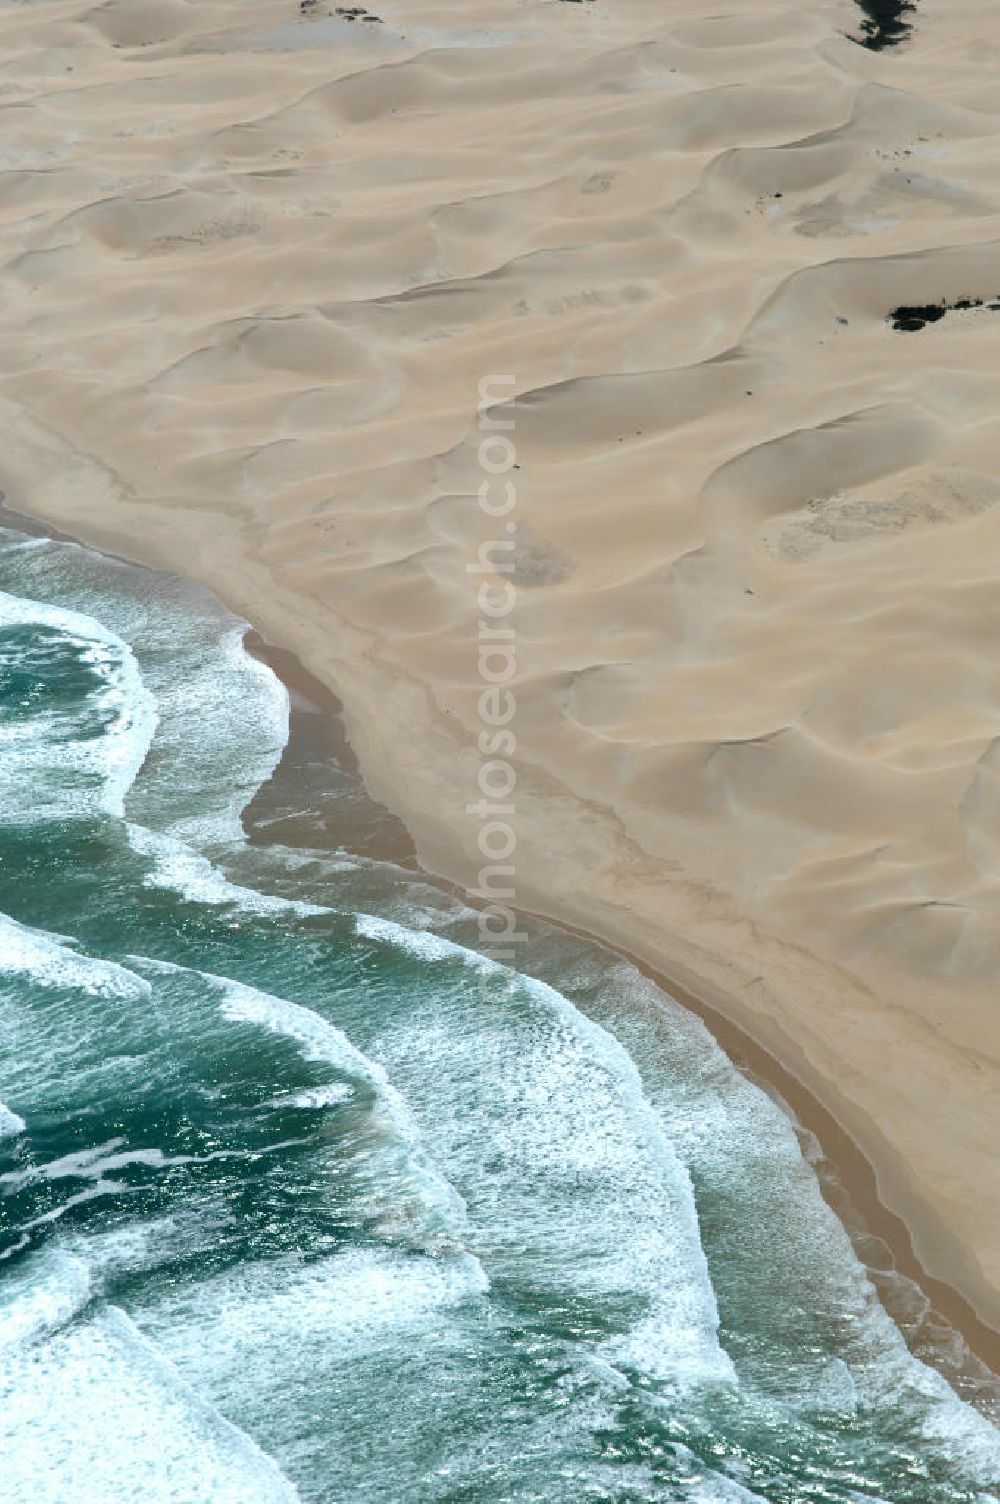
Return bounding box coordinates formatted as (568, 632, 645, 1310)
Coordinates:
(242, 603, 1000, 1391)
(1, 496, 997, 1390)
(0, 0, 998, 1426)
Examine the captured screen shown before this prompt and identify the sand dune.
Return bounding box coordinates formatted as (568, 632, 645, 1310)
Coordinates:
(0, 0, 998, 1336)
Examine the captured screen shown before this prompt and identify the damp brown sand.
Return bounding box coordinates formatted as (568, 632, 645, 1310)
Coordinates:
(247, 623, 1000, 1394)
(1, 493, 997, 1394)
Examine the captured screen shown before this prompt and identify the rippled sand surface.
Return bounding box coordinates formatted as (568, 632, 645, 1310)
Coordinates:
(0, 0, 997, 1331)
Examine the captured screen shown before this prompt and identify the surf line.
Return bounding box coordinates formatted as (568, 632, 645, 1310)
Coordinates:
(465, 374, 525, 962)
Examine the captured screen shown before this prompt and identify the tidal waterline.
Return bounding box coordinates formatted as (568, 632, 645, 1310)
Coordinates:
(249, 606, 1000, 1380)
(0, 523, 997, 1503)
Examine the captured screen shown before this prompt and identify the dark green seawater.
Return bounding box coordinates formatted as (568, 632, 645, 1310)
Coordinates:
(0, 524, 997, 1503)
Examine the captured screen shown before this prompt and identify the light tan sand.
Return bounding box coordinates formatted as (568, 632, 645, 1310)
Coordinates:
(1, 0, 998, 1336)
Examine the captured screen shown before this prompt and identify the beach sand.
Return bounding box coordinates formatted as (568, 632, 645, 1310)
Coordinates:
(1, 0, 998, 1346)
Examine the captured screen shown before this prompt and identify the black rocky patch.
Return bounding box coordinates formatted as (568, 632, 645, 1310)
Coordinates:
(888, 296, 1000, 332)
(299, 1, 384, 19)
(851, 0, 917, 50)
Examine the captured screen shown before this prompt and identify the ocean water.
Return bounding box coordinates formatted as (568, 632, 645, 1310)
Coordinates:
(0, 523, 997, 1504)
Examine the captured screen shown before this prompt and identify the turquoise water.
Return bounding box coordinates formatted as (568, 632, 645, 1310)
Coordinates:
(0, 524, 997, 1504)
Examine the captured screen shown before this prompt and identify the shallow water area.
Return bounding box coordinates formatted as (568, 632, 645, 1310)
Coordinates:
(0, 524, 997, 1503)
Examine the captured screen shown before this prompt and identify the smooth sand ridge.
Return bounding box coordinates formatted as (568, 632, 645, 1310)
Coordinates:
(1, 0, 999, 1337)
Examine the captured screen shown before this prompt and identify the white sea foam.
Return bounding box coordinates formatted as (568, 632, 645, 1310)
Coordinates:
(0, 1248, 91, 1354)
(15, 1139, 181, 1184)
(249, 842, 364, 874)
(673, 1448, 770, 1504)
(132, 958, 477, 1255)
(145, 1245, 488, 1371)
(0, 1099, 25, 1141)
(216, 973, 473, 1245)
(134, 1245, 489, 1496)
(0, 911, 151, 1000)
(0, 589, 156, 823)
(578, 961, 1000, 1471)
(0, 1295, 302, 1503)
(0, 528, 287, 852)
(356, 919, 736, 1390)
(355, 910, 478, 964)
(130, 622, 289, 851)
(126, 823, 326, 917)
(268, 1082, 355, 1111)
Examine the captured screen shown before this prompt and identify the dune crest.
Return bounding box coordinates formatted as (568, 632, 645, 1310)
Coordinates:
(0, 0, 998, 1333)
